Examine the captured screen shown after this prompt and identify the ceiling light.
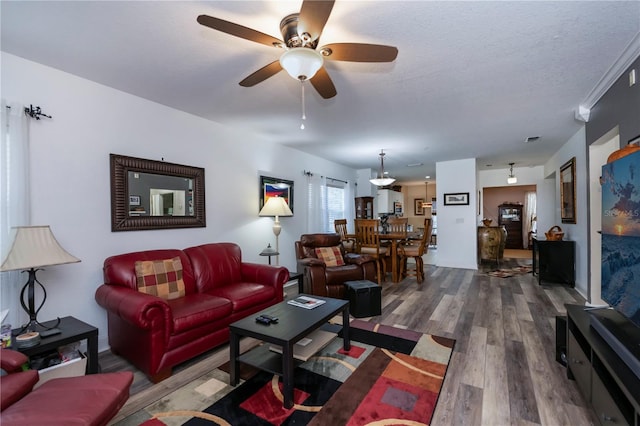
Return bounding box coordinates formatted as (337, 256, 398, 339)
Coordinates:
(370, 150, 396, 186)
(279, 47, 323, 81)
(507, 162, 518, 184)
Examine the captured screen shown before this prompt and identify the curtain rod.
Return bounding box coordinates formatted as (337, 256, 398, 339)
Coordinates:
(24, 105, 52, 120)
(303, 170, 348, 184)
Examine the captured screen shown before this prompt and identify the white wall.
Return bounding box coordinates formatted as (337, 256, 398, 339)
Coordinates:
(435, 158, 478, 270)
(1, 53, 357, 350)
(543, 127, 589, 298)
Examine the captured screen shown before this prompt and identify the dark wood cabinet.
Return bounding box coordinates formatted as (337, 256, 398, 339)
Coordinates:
(532, 238, 575, 286)
(566, 304, 640, 425)
(355, 197, 374, 219)
(498, 203, 523, 249)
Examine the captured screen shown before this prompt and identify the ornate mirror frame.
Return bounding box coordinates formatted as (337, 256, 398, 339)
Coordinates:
(560, 156, 576, 224)
(110, 153, 206, 231)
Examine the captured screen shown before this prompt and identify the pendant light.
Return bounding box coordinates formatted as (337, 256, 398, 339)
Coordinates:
(369, 150, 396, 186)
(507, 162, 518, 184)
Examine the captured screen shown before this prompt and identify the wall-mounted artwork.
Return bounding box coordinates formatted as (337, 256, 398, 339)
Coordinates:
(414, 198, 425, 215)
(443, 193, 469, 206)
(260, 175, 294, 214)
(560, 157, 576, 224)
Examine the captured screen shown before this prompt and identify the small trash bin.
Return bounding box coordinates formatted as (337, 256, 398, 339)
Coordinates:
(344, 280, 381, 318)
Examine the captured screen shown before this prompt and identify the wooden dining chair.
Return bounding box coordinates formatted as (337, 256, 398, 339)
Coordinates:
(355, 219, 388, 284)
(398, 218, 433, 283)
(334, 219, 356, 253)
(386, 217, 408, 237)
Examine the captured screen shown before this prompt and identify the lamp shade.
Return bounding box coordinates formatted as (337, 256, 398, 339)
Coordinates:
(0, 226, 80, 271)
(370, 149, 396, 186)
(259, 196, 293, 217)
(279, 48, 323, 81)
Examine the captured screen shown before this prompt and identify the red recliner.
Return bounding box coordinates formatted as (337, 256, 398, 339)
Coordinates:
(0, 348, 133, 425)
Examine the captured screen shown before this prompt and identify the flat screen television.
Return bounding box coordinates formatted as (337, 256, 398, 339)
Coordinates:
(596, 148, 640, 378)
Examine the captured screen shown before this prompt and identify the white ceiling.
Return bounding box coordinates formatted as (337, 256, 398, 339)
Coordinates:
(2, 1, 639, 183)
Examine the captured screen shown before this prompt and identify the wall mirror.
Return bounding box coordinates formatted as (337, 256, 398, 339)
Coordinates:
(110, 154, 206, 231)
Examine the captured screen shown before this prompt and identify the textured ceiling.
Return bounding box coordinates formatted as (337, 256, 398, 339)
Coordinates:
(2, 1, 639, 183)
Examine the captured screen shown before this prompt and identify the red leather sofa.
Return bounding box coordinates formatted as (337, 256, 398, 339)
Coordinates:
(0, 348, 133, 425)
(95, 242, 288, 382)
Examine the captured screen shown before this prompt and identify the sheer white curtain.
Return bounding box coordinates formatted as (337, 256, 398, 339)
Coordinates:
(344, 181, 355, 233)
(1, 102, 31, 327)
(306, 173, 327, 233)
(523, 190, 537, 249)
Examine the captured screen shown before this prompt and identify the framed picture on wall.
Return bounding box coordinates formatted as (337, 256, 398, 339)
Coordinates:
(560, 157, 576, 224)
(129, 195, 141, 206)
(443, 192, 469, 206)
(414, 198, 425, 215)
(259, 175, 294, 214)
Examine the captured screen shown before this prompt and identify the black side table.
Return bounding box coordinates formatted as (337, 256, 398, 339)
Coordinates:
(11, 316, 99, 374)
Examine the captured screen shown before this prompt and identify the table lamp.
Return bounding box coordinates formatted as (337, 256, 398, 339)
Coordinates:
(258, 196, 293, 265)
(0, 226, 80, 333)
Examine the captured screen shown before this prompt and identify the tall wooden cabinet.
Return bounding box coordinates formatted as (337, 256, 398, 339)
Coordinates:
(355, 197, 374, 219)
(498, 203, 523, 249)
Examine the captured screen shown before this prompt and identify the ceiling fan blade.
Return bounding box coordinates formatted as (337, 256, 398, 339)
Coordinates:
(310, 67, 337, 99)
(321, 43, 398, 62)
(299, 0, 335, 42)
(197, 15, 283, 48)
(239, 61, 283, 87)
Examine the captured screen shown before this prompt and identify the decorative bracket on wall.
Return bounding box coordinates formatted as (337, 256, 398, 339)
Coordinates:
(24, 105, 52, 120)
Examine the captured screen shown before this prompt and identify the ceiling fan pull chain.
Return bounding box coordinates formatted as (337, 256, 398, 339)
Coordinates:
(300, 80, 306, 130)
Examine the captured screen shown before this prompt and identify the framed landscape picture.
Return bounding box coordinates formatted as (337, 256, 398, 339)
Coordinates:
(414, 198, 425, 215)
(259, 175, 294, 214)
(443, 192, 469, 206)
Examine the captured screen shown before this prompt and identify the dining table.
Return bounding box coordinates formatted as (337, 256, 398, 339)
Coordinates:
(378, 231, 423, 283)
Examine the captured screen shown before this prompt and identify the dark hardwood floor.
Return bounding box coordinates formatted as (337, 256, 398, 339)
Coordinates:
(103, 256, 598, 425)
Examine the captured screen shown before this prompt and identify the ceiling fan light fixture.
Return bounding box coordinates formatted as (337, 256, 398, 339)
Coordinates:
(279, 47, 323, 81)
(507, 162, 518, 184)
(370, 149, 396, 186)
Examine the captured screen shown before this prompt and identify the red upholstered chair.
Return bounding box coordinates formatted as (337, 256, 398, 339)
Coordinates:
(295, 233, 377, 299)
(0, 348, 133, 425)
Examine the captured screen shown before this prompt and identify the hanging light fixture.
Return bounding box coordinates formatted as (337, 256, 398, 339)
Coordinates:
(370, 150, 396, 186)
(507, 162, 518, 184)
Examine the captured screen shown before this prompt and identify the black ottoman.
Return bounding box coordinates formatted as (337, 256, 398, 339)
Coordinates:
(344, 280, 381, 318)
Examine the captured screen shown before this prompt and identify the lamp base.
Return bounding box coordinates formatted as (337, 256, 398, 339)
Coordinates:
(16, 268, 61, 334)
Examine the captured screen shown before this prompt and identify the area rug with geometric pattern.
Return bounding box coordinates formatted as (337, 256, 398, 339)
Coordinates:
(138, 320, 455, 426)
(485, 265, 533, 278)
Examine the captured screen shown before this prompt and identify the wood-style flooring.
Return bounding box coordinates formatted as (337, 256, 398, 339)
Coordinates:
(102, 255, 598, 425)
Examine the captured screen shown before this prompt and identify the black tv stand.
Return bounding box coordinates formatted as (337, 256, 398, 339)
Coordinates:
(566, 304, 640, 425)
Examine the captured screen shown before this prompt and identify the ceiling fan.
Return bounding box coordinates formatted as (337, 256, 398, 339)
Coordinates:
(197, 0, 398, 99)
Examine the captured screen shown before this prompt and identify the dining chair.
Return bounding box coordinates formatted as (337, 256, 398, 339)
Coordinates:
(386, 217, 408, 237)
(334, 219, 356, 253)
(398, 218, 433, 283)
(355, 218, 388, 284)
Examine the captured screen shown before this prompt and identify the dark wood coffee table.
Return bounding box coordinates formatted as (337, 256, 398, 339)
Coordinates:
(229, 295, 350, 408)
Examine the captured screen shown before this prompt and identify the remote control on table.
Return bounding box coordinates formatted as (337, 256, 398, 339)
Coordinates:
(260, 314, 278, 323)
(40, 328, 61, 337)
(255, 316, 271, 325)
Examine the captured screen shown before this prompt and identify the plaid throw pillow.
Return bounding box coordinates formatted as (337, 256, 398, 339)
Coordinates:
(314, 246, 345, 267)
(134, 257, 185, 300)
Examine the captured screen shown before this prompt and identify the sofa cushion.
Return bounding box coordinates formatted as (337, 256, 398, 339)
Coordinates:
(208, 283, 276, 312)
(0, 371, 38, 411)
(0, 372, 133, 425)
(314, 246, 345, 267)
(135, 257, 186, 300)
(168, 294, 233, 334)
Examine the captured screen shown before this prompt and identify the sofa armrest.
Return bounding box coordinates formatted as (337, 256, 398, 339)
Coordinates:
(0, 349, 29, 373)
(298, 258, 325, 268)
(240, 263, 289, 290)
(95, 285, 172, 333)
(344, 253, 375, 266)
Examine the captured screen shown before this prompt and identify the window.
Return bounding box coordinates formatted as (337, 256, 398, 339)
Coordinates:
(326, 182, 345, 233)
